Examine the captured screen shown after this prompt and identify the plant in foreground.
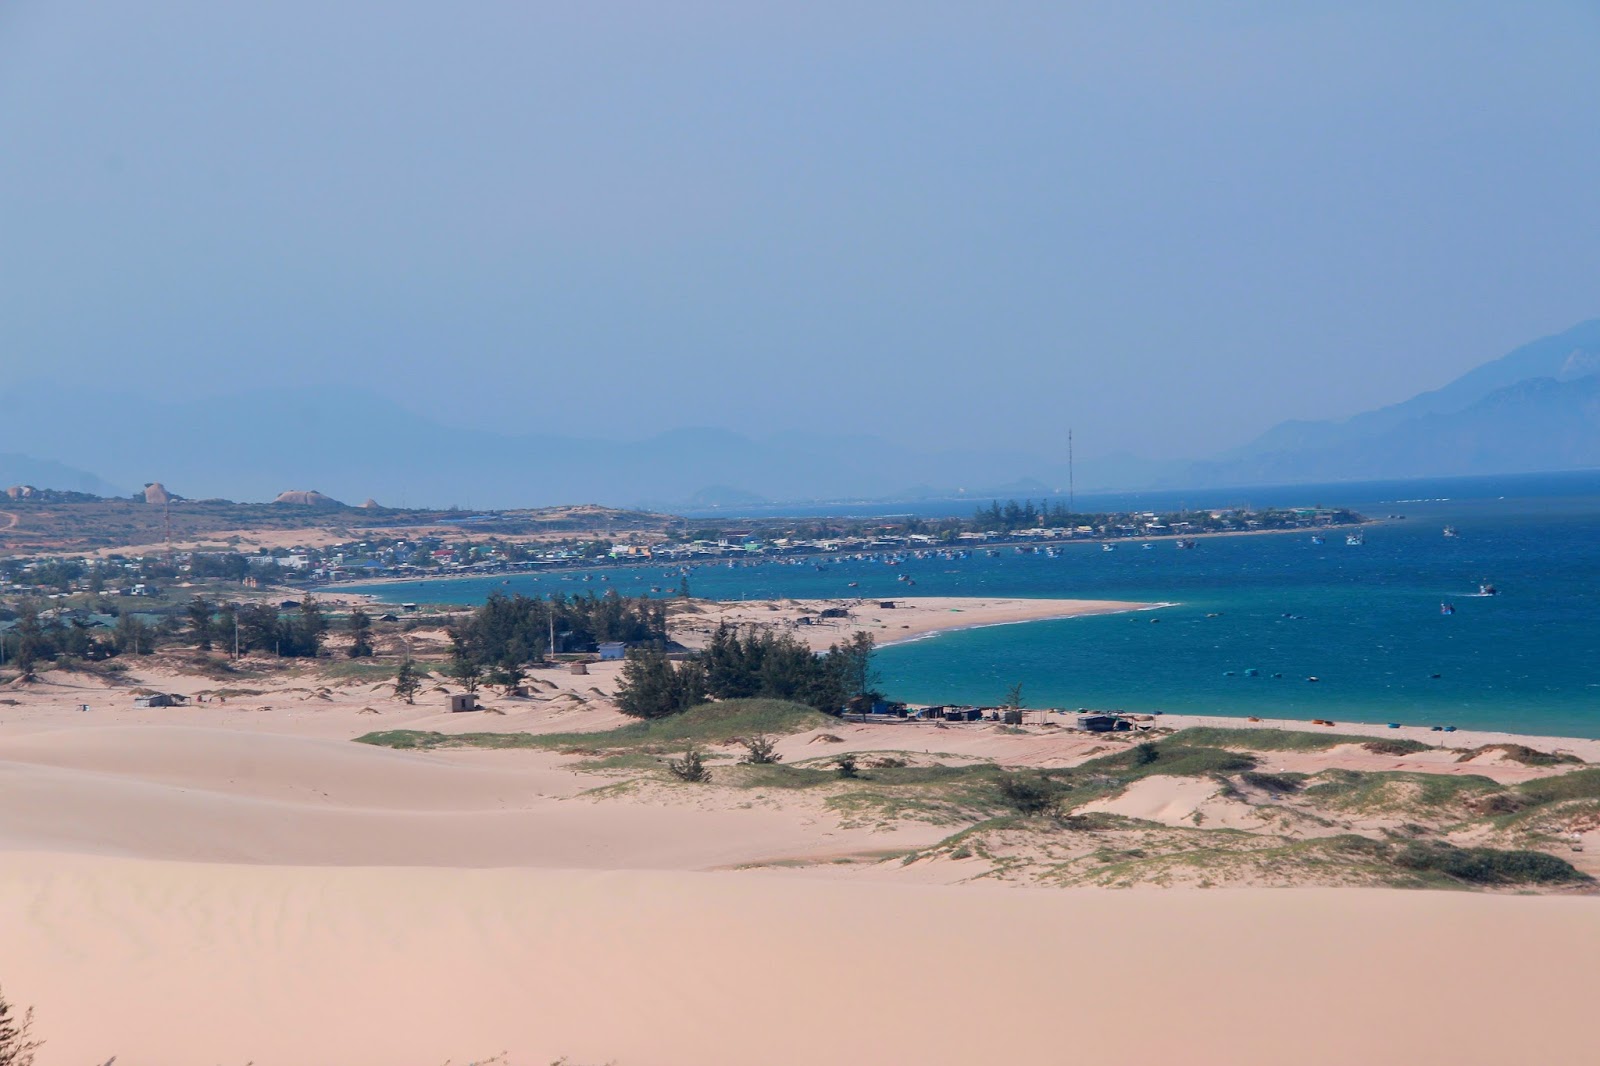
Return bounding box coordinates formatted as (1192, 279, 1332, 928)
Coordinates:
(741, 734, 782, 765)
(0, 985, 41, 1066)
(668, 746, 710, 783)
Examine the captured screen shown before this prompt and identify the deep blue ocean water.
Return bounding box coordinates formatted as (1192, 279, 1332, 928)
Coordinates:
(345, 472, 1600, 738)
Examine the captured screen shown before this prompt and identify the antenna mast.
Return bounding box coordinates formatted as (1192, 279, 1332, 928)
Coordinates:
(1068, 428, 1075, 515)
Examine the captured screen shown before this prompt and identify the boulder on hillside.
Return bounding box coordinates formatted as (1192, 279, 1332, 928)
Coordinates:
(273, 489, 343, 507)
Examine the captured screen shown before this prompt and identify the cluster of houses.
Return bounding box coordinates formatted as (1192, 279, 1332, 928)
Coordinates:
(839, 694, 1148, 732)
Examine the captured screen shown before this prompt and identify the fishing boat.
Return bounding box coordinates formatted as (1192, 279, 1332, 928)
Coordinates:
(1345, 532, 1364, 546)
(1142, 542, 1154, 550)
(1311, 535, 1325, 546)
(1101, 543, 1116, 552)
(1175, 537, 1196, 550)
(1478, 583, 1499, 596)
(1440, 602, 1455, 616)
(1443, 526, 1459, 538)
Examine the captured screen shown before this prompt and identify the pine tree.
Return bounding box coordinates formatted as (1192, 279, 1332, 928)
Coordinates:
(0, 984, 41, 1066)
(446, 653, 483, 693)
(393, 658, 422, 704)
(347, 607, 374, 658)
(186, 596, 214, 651)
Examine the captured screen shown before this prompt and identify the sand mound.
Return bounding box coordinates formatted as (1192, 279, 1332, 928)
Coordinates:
(1078, 776, 1263, 829)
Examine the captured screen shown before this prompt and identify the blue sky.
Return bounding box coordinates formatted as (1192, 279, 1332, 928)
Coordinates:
(2, 2, 1597, 462)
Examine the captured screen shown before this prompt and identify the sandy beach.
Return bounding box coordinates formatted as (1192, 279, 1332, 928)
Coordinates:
(671, 594, 1157, 651)
(3, 597, 1599, 1063)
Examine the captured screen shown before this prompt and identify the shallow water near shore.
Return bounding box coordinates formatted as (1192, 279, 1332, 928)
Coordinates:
(347, 472, 1600, 738)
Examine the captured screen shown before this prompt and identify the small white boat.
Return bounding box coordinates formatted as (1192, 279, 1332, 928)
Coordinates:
(1101, 543, 1116, 552)
(1345, 532, 1364, 546)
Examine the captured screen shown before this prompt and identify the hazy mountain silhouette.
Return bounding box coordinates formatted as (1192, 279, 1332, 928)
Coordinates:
(0, 383, 1133, 508)
(1183, 320, 1600, 486)
(0, 452, 127, 497)
(6, 319, 1598, 506)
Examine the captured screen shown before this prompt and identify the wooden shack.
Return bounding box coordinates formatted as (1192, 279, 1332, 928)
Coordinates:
(449, 693, 480, 713)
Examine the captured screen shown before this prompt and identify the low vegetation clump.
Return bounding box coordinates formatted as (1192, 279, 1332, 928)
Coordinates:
(996, 772, 1062, 816)
(1516, 769, 1600, 806)
(355, 699, 832, 753)
(1301, 769, 1501, 814)
(1361, 738, 1428, 757)
(740, 734, 782, 765)
(1392, 842, 1587, 886)
(667, 747, 710, 783)
(1241, 770, 1303, 794)
(1457, 744, 1583, 767)
(1082, 741, 1256, 780)
(1171, 726, 1426, 755)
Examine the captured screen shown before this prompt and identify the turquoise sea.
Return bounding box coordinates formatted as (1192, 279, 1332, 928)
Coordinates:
(345, 472, 1600, 739)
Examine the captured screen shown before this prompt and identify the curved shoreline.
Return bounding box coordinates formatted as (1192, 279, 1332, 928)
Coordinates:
(670, 596, 1159, 654)
(877, 601, 1174, 648)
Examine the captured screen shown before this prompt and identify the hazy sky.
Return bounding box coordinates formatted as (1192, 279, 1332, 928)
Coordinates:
(2, 2, 1597, 461)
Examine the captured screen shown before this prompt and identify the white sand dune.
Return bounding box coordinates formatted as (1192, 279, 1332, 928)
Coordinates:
(4, 853, 1598, 1066)
(0, 726, 940, 869)
(4, 660, 1600, 1064)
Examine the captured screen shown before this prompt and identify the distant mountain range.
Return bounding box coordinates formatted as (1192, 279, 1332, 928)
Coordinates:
(3, 320, 1598, 508)
(0, 452, 127, 498)
(1182, 319, 1600, 486)
(0, 384, 1107, 510)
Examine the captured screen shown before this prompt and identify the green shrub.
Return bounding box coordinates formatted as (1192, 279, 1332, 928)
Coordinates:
(1459, 744, 1584, 767)
(1518, 769, 1600, 806)
(1393, 842, 1586, 886)
(996, 772, 1060, 816)
(741, 734, 782, 765)
(667, 746, 710, 783)
(1172, 726, 1425, 754)
(1241, 770, 1303, 794)
(1083, 743, 1256, 780)
(1362, 739, 1427, 756)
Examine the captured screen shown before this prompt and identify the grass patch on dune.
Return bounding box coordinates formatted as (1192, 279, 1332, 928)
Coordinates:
(1301, 769, 1502, 815)
(1170, 726, 1429, 755)
(355, 698, 832, 754)
(317, 660, 399, 682)
(1393, 841, 1588, 887)
(1080, 741, 1256, 780)
(1516, 768, 1600, 805)
(1457, 743, 1583, 767)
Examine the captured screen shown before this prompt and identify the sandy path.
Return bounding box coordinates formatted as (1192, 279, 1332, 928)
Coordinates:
(3, 854, 1597, 1066)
